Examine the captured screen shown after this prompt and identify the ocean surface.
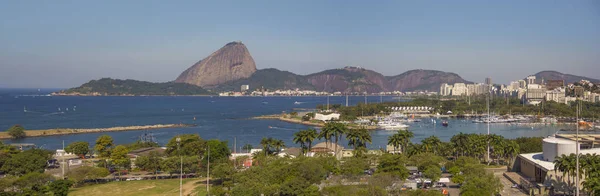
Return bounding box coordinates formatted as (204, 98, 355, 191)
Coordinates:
(0, 88, 568, 151)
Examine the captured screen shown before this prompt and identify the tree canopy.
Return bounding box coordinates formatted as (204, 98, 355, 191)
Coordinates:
(65, 141, 90, 158)
(6, 124, 26, 139)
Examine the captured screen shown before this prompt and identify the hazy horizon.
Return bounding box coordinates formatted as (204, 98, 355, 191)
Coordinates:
(1, 1, 599, 88)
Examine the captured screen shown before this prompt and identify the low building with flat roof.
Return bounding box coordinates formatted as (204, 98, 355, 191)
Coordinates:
(513, 135, 600, 195)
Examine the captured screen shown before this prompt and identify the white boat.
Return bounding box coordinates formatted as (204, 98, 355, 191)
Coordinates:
(294, 101, 301, 105)
(377, 121, 409, 130)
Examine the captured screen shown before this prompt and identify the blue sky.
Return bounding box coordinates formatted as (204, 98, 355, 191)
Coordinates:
(1, 1, 599, 88)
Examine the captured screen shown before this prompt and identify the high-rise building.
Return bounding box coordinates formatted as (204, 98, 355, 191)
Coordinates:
(508, 81, 520, 91)
(440, 83, 453, 96)
(485, 77, 492, 85)
(518, 80, 527, 89)
(452, 83, 467, 96)
(466, 84, 476, 96)
(527, 75, 536, 86)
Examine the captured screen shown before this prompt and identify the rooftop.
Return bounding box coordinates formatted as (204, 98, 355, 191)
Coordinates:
(519, 147, 600, 171)
(543, 136, 576, 144)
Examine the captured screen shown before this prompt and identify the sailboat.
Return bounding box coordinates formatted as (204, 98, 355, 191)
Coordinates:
(58, 108, 61, 111)
(23, 106, 27, 112)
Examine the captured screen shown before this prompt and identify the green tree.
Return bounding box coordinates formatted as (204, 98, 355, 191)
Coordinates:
(134, 151, 162, 179)
(423, 165, 442, 185)
(0, 149, 51, 176)
(421, 135, 442, 154)
(346, 128, 372, 150)
(242, 144, 253, 153)
(388, 130, 414, 153)
(94, 135, 114, 158)
(260, 137, 273, 156)
(49, 179, 73, 196)
(293, 130, 308, 154)
(165, 134, 206, 157)
(305, 128, 318, 152)
(6, 125, 26, 139)
(110, 145, 131, 177)
(459, 170, 503, 196)
(340, 157, 370, 176)
(376, 154, 409, 180)
(67, 166, 109, 185)
(65, 141, 89, 158)
(205, 139, 231, 164)
(13, 172, 55, 195)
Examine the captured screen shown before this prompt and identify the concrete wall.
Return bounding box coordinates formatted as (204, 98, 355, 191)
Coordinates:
(520, 158, 536, 180)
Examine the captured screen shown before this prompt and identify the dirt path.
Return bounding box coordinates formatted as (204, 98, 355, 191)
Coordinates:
(182, 178, 206, 196)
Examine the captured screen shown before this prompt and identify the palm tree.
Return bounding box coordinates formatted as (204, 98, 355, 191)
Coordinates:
(346, 129, 361, 149)
(421, 135, 442, 155)
(397, 130, 414, 154)
(554, 154, 575, 192)
(321, 122, 347, 155)
(272, 139, 285, 153)
(318, 125, 334, 153)
(293, 131, 307, 154)
(260, 137, 272, 156)
(503, 140, 520, 167)
(450, 132, 469, 157)
(487, 134, 506, 164)
(305, 128, 318, 153)
(388, 134, 401, 153)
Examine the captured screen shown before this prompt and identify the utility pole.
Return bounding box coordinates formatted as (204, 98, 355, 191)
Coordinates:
(62, 140, 65, 179)
(207, 146, 210, 195)
(177, 137, 182, 196)
(576, 99, 580, 196)
(487, 84, 491, 163)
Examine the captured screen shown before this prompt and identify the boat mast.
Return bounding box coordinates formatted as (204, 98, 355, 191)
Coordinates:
(345, 94, 348, 107)
(327, 95, 330, 111)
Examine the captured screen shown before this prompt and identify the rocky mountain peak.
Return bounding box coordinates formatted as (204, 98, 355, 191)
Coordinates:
(175, 42, 257, 87)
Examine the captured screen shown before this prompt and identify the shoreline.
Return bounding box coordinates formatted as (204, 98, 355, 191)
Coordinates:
(252, 114, 585, 131)
(251, 115, 379, 130)
(0, 124, 195, 139)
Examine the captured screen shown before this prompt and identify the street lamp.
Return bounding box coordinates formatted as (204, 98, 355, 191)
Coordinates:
(177, 137, 182, 196)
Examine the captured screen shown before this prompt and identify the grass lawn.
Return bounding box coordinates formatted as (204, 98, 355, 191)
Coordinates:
(69, 178, 208, 196)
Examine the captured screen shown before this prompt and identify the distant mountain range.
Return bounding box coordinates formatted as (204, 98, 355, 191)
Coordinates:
(533, 71, 599, 84)
(59, 42, 599, 95)
(177, 42, 470, 93)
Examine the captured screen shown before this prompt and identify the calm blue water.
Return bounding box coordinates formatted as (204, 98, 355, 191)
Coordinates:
(0, 89, 568, 150)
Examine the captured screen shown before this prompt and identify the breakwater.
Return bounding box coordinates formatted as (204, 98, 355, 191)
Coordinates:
(0, 124, 195, 139)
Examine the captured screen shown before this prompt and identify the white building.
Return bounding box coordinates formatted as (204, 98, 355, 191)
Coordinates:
(440, 83, 453, 96)
(314, 113, 340, 121)
(452, 83, 467, 96)
(241, 85, 250, 91)
(518, 80, 527, 89)
(546, 87, 566, 104)
(527, 75, 537, 86)
(526, 84, 546, 105)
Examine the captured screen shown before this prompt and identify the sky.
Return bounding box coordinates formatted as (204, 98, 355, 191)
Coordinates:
(1, 1, 599, 88)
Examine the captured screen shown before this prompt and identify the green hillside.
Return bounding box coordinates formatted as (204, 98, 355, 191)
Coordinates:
(57, 78, 213, 96)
